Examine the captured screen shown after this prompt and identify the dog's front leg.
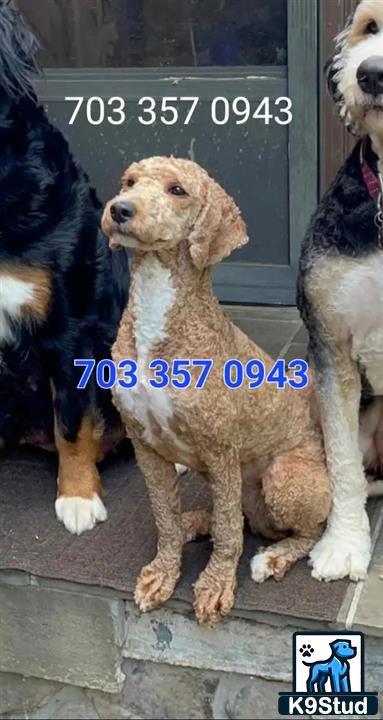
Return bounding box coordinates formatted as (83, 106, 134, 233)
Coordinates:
(331, 672, 342, 694)
(54, 412, 106, 535)
(310, 343, 370, 581)
(340, 674, 350, 693)
(193, 447, 243, 625)
(134, 440, 183, 612)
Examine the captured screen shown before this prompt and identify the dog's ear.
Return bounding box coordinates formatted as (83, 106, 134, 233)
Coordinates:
(324, 10, 356, 131)
(330, 640, 342, 651)
(0, 1, 40, 98)
(188, 177, 249, 270)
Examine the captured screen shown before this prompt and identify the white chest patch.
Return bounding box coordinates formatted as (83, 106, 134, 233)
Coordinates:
(0, 275, 35, 345)
(132, 254, 176, 374)
(115, 255, 190, 451)
(333, 253, 383, 393)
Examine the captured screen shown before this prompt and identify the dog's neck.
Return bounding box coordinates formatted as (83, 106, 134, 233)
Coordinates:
(131, 245, 215, 307)
(126, 243, 219, 366)
(369, 132, 383, 174)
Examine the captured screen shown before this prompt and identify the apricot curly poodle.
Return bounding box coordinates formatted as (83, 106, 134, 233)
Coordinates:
(102, 157, 331, 626)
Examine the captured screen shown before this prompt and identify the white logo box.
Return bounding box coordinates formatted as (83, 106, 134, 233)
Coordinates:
(293, 632, 363, 693)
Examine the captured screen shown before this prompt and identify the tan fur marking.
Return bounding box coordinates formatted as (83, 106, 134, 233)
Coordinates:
(55, 414, 104, 499)
(348, 0, 383, 48)
(0, 264, 51, 319)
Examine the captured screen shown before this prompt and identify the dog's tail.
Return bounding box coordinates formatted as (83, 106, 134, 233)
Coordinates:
(0, 1, 40, 99)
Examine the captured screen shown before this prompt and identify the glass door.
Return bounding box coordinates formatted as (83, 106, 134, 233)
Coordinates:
(20, 0, 318, 304)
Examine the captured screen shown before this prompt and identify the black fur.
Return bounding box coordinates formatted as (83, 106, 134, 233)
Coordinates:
(0, 1, 130, 448)
(297, 139, 380, 346)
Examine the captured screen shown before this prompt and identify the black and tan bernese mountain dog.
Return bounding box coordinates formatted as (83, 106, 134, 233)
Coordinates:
(0, 0, 131, 534)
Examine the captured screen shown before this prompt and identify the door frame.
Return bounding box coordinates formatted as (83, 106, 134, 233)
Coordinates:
(214, 0, 319, 305)
(320, 0, 359, 193)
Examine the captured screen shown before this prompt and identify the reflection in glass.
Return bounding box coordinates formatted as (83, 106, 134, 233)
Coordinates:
(19, 0, 287, 68)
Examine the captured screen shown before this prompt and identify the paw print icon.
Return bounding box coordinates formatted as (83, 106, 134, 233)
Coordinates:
(299, 643, 314, 658)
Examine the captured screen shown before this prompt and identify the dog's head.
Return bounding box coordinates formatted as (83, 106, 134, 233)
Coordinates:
(326, 0, 383, 137)
(0, 0, 40, 98)
(330, 639, 357, 659)
(102, 156, 248, 270)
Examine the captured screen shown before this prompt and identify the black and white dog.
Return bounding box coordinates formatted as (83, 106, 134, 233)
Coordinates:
(298, 0, 383, 582)
(0, 1, 130, 533)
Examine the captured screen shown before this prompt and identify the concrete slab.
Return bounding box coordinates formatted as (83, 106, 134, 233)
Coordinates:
(283, 342, 308, 363)
(229, 317, 300, 359)
(225, 306, 300, 323)
(224, 305, 305, 359)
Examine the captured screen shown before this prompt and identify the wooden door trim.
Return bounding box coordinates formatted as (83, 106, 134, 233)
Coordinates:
(320, 0, 359, 193)
(287, 0, 319, 269)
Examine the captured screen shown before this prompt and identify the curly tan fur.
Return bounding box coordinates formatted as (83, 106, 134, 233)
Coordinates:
(102, 157, 331, 625)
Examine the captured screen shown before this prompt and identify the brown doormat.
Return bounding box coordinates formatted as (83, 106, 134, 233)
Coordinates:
(0, 447, 350, 623)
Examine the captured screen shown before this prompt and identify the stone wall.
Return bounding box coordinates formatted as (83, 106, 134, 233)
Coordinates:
(2, 662, 382, 720)
(0, 662, 291, 720)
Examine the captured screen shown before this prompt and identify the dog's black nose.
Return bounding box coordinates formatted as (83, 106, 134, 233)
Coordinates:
(357, 56, 383, 96)
(110, 200, 135, 224)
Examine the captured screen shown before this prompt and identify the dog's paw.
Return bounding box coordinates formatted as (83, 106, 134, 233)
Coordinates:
(250, 549, 290, 583)
(135, 561, 180, 612)
(193, 571, 236, 626)
(55, 494, 107, 535)
(309, 525, 371, 582)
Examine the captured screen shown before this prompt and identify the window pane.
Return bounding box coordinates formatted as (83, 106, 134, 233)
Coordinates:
(19, 0, 287, 68)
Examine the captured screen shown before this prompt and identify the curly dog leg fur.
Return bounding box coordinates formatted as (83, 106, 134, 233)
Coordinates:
(250, 446, 329, 582)
(193, 447, 243, 626)
(133, 440, 183, 612)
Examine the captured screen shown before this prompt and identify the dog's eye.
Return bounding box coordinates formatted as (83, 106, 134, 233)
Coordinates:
(366, 20, 379, 34)
(127, 179, 135, 187)
(169, 185, 187, 196)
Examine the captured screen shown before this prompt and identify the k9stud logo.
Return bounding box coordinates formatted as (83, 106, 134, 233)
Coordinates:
(278, 632, 378, 716)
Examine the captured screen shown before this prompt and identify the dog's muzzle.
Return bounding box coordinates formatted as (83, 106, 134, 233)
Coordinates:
(357, 56, 383, 98)
(110, 200, 136, 225)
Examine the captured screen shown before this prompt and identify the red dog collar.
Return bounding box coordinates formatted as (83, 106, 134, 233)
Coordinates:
(360, 139, 383, 244)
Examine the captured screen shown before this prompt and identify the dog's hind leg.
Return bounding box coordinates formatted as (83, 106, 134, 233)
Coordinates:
(181, 509, 211, 542)
(251, 533, 318, 582)
(306, 668, 319, 693)
(318, 675, 327, 693)
(242, 468, 287, 541)
(250, 447, 330, 582)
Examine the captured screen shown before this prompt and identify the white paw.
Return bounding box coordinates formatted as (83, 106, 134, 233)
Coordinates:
(175, 463, 189, 476)
(55, 494, 107, 535)
(250, 550, 274, 583)
(309, 526, 371, 582)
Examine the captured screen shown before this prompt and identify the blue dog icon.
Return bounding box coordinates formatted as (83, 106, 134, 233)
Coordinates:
(303, 639, 356, 693)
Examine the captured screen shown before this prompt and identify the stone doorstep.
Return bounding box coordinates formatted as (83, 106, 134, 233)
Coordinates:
(0, 522, 382, 697)
(336, 501, 383, 637)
